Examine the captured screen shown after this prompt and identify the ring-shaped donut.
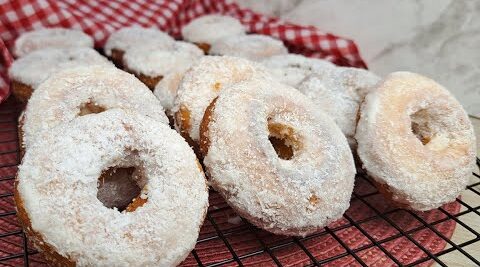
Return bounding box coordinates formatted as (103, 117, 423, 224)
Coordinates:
(181, 15, 246, 53)
(8, 47, 111, 103)
(200, 79, 355, 236)
(104, 26, 175, 68)
(209, 34, 288, 61)
(21, 65, 168, 150)
(16, 109, 208, 266)
(298, 67, 381, 148)
(356, 72, 476, 210)
(13, 28, 93, 58)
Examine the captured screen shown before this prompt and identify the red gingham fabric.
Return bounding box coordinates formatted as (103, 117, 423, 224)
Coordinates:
(0, 0, 366, 104)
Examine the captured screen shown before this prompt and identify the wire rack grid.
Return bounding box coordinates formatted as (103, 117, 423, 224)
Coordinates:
(0, 97, 479, 267)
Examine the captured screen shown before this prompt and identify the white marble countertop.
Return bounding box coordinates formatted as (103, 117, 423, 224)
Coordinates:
(237, 0, 480, 117)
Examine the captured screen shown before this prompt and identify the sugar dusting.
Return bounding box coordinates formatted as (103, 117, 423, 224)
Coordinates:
(9, 47, 112, 89)
(22, 65, 169, 149)
(13, 28, 94, 58)
(153, 66, 191, 114)
(124, 41, 203, 77)
(203, 79, 355, 236)
(104, 26, 175, 56)
(181, 14, 246, 44)
(298, 67, 381, 147)
(261, 54, 335, 87)
(209, 34, 288, 61)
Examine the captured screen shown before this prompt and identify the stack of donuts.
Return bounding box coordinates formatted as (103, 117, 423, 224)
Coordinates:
(9, 15, 476, 267)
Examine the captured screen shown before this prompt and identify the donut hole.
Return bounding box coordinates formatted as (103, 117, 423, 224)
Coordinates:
(79, 101, 106, 116)
(410, 107, 456, 152)
(268, 122, 302, 160)
(97, 166, 147, 212)
(410, 108, 438, 145)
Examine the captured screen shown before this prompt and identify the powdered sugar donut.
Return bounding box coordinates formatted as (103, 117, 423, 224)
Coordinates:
(261, 54, 335, 87)
(13, 28, 94, 58)
(174, 56, 272, 147)
(8, 47, 112, 103)
(298, 67, 381, 147)
(21, 65, 168, 150)
(16, 109, 208, 266)
(209, 34, 288, 61)
(124, 41, 203, 90)
(356, 72, 476, 211)
(200, 79, 355, 236)
(104, 26, 175, 68)
(181, 15, 246, 53)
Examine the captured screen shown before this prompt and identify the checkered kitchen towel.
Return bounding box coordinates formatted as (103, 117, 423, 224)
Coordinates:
(0, 0, 366, 103)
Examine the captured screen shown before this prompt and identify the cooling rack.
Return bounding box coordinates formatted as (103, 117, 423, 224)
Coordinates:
(0, 97, 479, 267)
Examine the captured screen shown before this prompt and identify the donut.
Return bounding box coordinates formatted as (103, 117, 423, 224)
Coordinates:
(261, 54, 335, 87)
(181, 15, 246, 53)
(8, 47, 112, 103)
(15, 109, 208, 266)
(21, 65, 168, 151)
(123, 41, 203, 90)
(104, 26, 175, 68)
(356, 71, 476, 211)
(13, 28, 94, 58)
(200, 79, 355, 236)
(298, 67, 381, 148)
(209, 34, 288, 61)
(173, 56, 272, 148)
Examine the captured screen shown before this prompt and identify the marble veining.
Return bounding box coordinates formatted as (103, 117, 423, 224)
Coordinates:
(239, 0, 479, 116)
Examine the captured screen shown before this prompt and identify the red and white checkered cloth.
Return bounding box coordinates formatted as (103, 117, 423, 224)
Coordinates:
(0, 0, 366, 103)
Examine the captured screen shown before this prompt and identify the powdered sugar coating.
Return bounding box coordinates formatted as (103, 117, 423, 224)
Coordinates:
(298, 67, 381, 147)
(261, 54, 335, 87)
(153, 66, 190, 114)
(124, 41, 203, 77)
(17, 109, 208, 266)
(13, 28, 94, 57)
(22, 65, 168, 149)
(356, 72, 476, 211)
(104, 26, 175, 56)
(174, 56, 272, 142)
(181, 15, 246, 44)
(203, 79, 355, 236)
(209, 34, 288, 61)
(8, 47, 112, 89)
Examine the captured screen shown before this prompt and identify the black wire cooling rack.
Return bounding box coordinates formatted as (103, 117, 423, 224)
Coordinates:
(0, 97, 479, 267)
